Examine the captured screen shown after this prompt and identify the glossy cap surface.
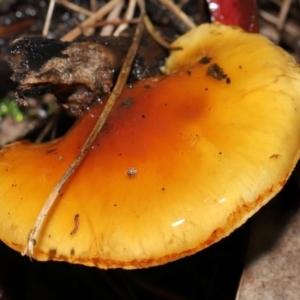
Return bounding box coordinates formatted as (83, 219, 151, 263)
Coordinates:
(1, 23, 300, 269)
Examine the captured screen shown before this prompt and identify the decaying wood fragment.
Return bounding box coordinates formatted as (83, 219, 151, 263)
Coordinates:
(8, 34, 166, 117)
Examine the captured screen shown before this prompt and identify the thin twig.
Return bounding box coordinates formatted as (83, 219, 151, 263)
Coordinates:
(101, 0, 124, 36)
(277, 0, 293, 31)
(259, 9, 278, 25)
(42, 0, 56, 37)
(137, 0, 145, 13)
(87, 18, 139, 28)
(90, 0, 97, 12)
(143, 14, 182, 50)
(177, 0, 189, 9)
(23, 13, 145, 258)
(55, 0, 93, 17)
(35, 108, 61, 143)
(114, 0, 137, 36)
(259, 9, 299, 42)
(61, 0, 122, 42)
(157, 0, 196, 29)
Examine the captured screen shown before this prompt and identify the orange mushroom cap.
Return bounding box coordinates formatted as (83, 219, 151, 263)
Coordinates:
(1, 23, 300, 269)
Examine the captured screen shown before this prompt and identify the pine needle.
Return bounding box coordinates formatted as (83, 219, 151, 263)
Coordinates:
(23, 11, 145, 258)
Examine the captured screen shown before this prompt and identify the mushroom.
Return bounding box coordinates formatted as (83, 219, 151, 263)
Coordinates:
(1, 23, 300, 269)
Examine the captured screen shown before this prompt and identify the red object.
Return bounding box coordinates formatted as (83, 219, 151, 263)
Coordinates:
(206, 0, 259, 32)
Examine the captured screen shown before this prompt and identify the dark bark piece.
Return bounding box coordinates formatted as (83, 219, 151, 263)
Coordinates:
(8, 34, 166, 117)
(8, 37, 123, 117)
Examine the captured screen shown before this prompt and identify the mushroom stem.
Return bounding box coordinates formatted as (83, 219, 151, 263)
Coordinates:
(22, 12, 145, 258)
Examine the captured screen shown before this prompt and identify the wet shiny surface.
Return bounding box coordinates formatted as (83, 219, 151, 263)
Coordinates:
(1, 24, 300, 269)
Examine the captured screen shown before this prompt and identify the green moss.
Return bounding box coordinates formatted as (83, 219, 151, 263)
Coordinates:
(0, 98, 23, 122)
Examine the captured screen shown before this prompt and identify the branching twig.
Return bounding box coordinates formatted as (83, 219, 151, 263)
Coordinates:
(143, 14, 182, 50)
(101, 0, 124, 36)
(56, 0, 93, 17)
(114, 0, 137, 36)
(61, 0, 122, 42)
(158, 0, 196, 29)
